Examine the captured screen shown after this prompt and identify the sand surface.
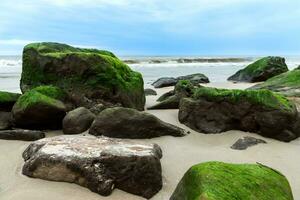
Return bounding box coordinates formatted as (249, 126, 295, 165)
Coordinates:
(1, 82, 300, 200)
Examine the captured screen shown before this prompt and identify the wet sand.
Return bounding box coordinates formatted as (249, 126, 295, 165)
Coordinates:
(0, 82, 299, 200)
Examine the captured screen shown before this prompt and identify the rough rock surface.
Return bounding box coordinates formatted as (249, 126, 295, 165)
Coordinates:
(231, 136, 267, 150)
(251, 68, 300, 97)
(179, 87, 300, 142)
(63, 107, 95, 134)
(12, 86, 66, 130)
(0, 112, 13, 130)
(228, 56, 288, 82)
(148, 80, 194, 110)
(170, 161, 294, 200)
(21, 42, 145, 110)
(152, 73, 209, 88)
(89, 107, 187, 138)
(144, 88, 157, 96)
(0, 91, 21, 111)
(22, 135, 163, 198)
(0, 129, 45, 141)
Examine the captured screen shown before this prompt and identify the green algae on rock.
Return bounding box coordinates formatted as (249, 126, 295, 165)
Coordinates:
(12, 86, 66, 129)
(0, 91, 21, 111)
(228, 56, 288, 82)
(170, 161, 294, 200)
(251, 68, 300, 97)
(21, 42, 145, 110)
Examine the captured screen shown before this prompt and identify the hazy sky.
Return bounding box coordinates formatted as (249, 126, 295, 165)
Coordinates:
(1, 0, 300, 55)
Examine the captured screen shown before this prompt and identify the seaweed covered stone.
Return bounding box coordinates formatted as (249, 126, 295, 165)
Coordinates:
(170, 161, 294, 200)
(228, 56, 288, 82)
(0, 91, 21, 111)
(178, 87, 300, 142)
(21, 42, 145, 110)
(251, 68, 300, 97)
(12, 86, 66, 129)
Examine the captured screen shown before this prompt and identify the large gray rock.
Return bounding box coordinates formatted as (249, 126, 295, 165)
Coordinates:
(0, 112, 13, 130)
(0, 129, 45, 141)
(63, 107, 95, 134)
(22, 135, 162, 198)
(179, 87, 300, 142)
(152, 77, 177, 88)
(89, 107, 187, 138)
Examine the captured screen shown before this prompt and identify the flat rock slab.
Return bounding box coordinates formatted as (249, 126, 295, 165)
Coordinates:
(231, 136, 267, 150)
(0, 129, 45, 141)
(22, 135, 163, 199)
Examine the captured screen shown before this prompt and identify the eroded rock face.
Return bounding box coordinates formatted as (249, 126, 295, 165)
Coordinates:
(179, 87, 300, 142)
(0, 112, 12, 130)
(63, 107, 95, 134)
(0, 129, 45, 141)
(22, 135, 163, 198)
(228, 56, 288, 82)
(231, 136, 267, 150)
(89, 107, 187, 138)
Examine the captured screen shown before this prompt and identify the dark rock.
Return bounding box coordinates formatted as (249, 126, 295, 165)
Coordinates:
(89, 103, 106, 115)
(250, 68, 300, 97)
(22, 135, 162, 198)
(228, 56, 288, 82)
(152, 73, 209, 88)
(63, 107, 96, 134)
(144, 88, 157, 96)
(89, 107, 187, 138)
(21, 42, 145, 110)
(170, 161, 294, 200)
(152, 77, 177, 88)
(157, 90, 175, 102)
(0, 129, 45, 141)
(12, 86, 66, 130)
(0, 91, 21, 112)
(0, 112, 13, 130)
(179, 87, 300, 142)
(231, 136, 267, 150)
(148, 80, 195, 110)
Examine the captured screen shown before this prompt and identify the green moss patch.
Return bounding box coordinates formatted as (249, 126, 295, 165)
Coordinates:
(0, 91, 21, 104)
(193, 87, 293, 111)
(175, 80, 194, 93)
(171, 161, 293, 200)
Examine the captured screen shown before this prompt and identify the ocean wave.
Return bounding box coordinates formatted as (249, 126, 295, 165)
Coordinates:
(0, 59, 22, 67)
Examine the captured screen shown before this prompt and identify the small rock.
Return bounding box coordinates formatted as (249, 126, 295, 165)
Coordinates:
(22, 135, 163, 198)
(144, 88, 157, 96)
(89, 107, 187, 138)
(63, 107, 96, 134)
(231, 136, 267, 150)
(0, 129, 45, 141)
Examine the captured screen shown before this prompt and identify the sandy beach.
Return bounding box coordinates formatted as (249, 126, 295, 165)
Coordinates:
(0, 81, 299, 200)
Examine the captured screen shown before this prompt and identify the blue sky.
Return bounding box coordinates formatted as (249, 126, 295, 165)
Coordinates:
(0, 0, 300, 56)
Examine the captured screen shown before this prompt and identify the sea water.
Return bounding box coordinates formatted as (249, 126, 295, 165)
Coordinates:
(1, 55, 299, 93)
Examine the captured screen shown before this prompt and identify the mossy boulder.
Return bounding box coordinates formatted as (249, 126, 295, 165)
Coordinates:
(251, 68, 300, 97)
(12, 86, 66, 129)
(179, 87, 300, 141)
(170, 161, 294, 200)
(228, 56, 288, 82)
(0, 91, 21, 111)
(21, 42, 145, 110)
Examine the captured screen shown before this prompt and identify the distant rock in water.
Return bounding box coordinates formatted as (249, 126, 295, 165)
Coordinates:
(231, 136, 267, 150)
(63, 107, 95, 134)
(0, 129, 45, 141)
(22, 135, 163, 198)
(12, 86, 66, 130)
(20, 42, 145, 110)
(228, 56, 288, 82)
(170, 161, 294, 200)
(250, 68, 300, 97)
(89, 107, 187, 138)
(179, 87, 300, 142)
(152, 73, 209, 88)
(144, 88, 157, 96)
(0, 91, 21, 112)
(148, 80, 195, 110)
